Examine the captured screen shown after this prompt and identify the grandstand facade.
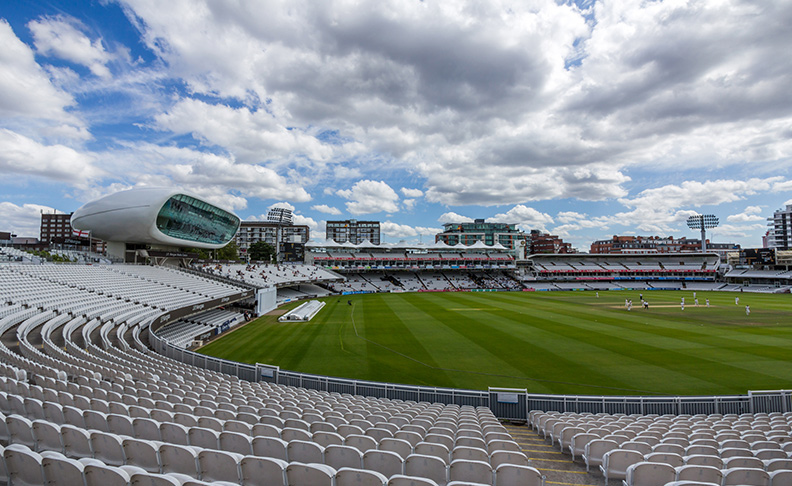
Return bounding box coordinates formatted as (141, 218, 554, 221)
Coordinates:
(522, 253, 724, 291)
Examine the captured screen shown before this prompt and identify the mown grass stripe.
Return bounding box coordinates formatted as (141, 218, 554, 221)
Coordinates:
(199, 290, 792, 395)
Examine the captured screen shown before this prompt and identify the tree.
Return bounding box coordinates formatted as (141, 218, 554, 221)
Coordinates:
(249, 241, 276, 262)
(216, 241, 240, 261)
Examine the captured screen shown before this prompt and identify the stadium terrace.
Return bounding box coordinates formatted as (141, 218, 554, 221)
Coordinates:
(0, 188, 790, 486)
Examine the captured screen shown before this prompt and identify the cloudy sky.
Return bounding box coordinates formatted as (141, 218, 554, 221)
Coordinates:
(1, 0, 790, 250)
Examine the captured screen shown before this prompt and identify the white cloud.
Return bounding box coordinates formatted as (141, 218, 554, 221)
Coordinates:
(292, 213, 318, 230)
(619, 179, 779, 211)
(120, 142, 311, 204)
(311, 204, 341, 215)
(268, 202, 295, 211)
(709, 223, 767, 241)
(772, 181, 792, 193)
(0, 129, 103, 185)
(744, 205, 763, 215)
(551, 211, 611, 239)
(381, 221, 440, 239)
(29, 16, 114, 78)
(423, 163, 631, 206)
(333, 166, 363, 180)
(336, 180, 399, 215)
(401, 187, 424, 198)
(437, 212, 474, 224)
(556, 211, 588, 224)
(727, 205, 767, 223)
(114, 0, 792, 208)
(153, 98, 335, 167)
(0, 19, 87, 138)
(0, 202, 61, 238)
(6, 0, 776, 216)
(588, 178, 786, 234)
(487, 205, 555, 231)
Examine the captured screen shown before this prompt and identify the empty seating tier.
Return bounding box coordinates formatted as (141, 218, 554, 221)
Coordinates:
(0, 262, 523, 486)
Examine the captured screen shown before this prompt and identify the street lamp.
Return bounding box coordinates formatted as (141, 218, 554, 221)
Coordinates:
(686, 214, 719, 252)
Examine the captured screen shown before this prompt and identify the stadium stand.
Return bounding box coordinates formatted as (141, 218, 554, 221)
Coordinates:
(1, 243, 790, 485)
(527, 409, 792, 484)
(0, 260, 536, 486)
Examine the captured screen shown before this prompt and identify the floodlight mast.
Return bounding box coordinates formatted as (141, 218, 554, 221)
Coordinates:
(686, 214, 719, 252)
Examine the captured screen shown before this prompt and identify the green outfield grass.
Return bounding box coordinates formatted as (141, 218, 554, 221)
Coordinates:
(198, 290, 792, 396)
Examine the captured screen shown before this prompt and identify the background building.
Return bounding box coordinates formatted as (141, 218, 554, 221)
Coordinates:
(326, 220, 381, 245)
(41, 212, 104, 253)
(590, 235, 738, 255)
(767, 204, 792, 250)
(527, 230, 573, 254)
(435, 219, 527, 249)
(40, 212, 74, 244)
(236, 221, 309, 258)
(237, 208, 309, 262)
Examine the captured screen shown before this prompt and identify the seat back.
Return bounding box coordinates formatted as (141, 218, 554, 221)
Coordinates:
(770, 469, 792, 486)
(722, 467, 771, 486)
(251, 436, 288, 461)
(489, 450, 529, 469)
(32, 419, 63, 453)
(583, 439, 618, 471)
(675, 464, 723, 484)
(493, 464, 543, 486)
(451, 446, 489, 463)
(61, 425, 93, 458)
(414, 442, 450, 464)
(133, 418, 162, 441)
(645, 452, 684, 468)
(219, 431, 253, 456)
(568, 433, 598, 459)
(239, 455, 288, 486)
(285, 462, 335, 486)
(159, 443, 199, 477)
(378, 438, 413, 460)
(7, 414, 35, 448)
(287, 439, 325, 464)
(404, 453, 447, 486)
(601, 449, 643, 482)
(449, 459, 492, 485)
(335, 467, 387, 486)
(363, 449, 404, 479)
(91, 431, 126, 466)
(122, 438, 161, 474)
(325, 445, 364, 470)
(84, 464, 131, 486)
(129, 472, 182, 485)
(723, 456, 764, 470)
(624, 462, 675, 486)
(197, 449, 242, 484)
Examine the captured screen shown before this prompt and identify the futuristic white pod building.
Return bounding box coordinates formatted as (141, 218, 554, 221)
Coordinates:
(71, 187, 241, 261)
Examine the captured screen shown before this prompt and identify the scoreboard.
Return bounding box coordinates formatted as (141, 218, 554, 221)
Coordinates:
(740, 248, 775, 265)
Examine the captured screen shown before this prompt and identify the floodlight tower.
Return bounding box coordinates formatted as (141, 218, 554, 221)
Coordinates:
(686, 214, 719, 252)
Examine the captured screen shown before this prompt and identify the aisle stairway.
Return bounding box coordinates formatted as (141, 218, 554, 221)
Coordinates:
(505, 423, 607, 486)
